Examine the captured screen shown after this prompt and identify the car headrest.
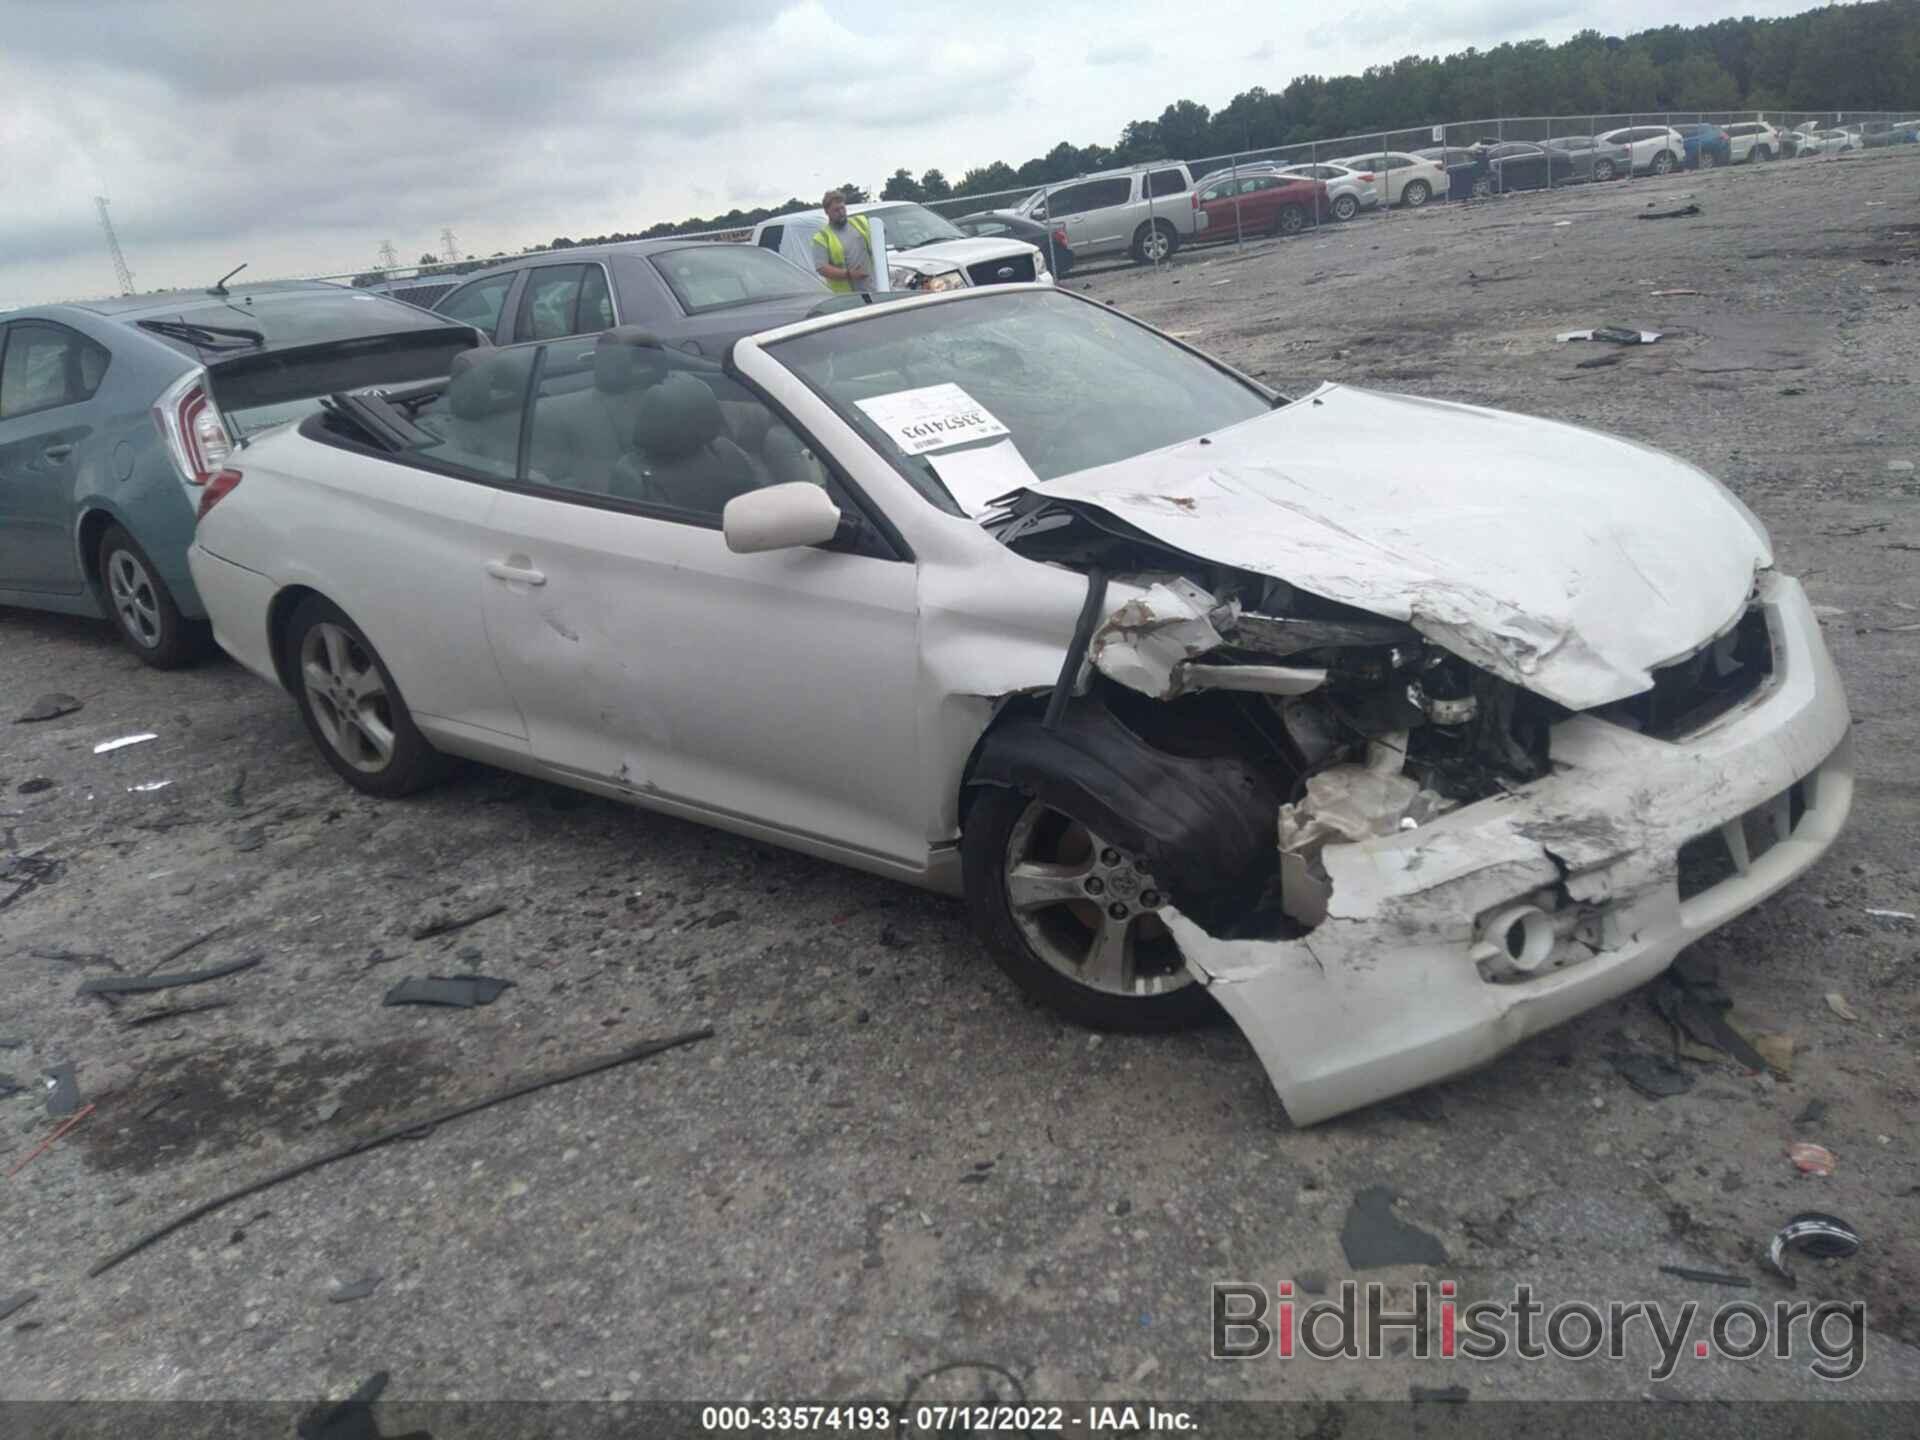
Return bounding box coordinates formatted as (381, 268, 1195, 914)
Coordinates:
(633, 373, 722, 461)
(593, 326, 669, 393)
(447, 353, 523, 420)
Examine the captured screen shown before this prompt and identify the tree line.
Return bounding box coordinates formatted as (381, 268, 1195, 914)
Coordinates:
(362, 0, 1918, 275)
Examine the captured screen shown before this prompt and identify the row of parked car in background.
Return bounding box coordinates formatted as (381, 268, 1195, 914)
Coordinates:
(6, 110, 1917, 670)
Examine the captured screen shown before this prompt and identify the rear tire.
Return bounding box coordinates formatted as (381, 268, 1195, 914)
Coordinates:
(1273, 203, 1307, 235)
(285, 595, 451, 798)
(1470, 174, 1494, 199)
(962, 785, 1215, 1033)
(98, 523, 206, 669)
(1592, 159, 1616, 182)
(1697, 150, 1717, 170)
(1754, 145, 1774, 162)
(1401, 179, 1431, 208)
(1331, 193, 1360, 221)
(1131, 220, 1178, 265)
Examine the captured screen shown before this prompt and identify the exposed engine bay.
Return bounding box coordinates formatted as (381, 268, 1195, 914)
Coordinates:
(987, 491, 1774, 938)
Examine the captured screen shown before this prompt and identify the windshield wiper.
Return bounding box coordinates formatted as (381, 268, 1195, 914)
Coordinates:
(137, 318, 267, 349)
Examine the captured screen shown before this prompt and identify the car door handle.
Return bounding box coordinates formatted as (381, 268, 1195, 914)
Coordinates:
(42, 443, 74, 462)
(485, 559, 547, 586)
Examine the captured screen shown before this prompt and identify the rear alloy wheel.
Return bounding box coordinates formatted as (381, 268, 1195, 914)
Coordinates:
(1274, 203, 1307, 235)
(1331, 192, 1360, 221)
(1592, 159, 1616, 182)
(287, 596, 449, 797)
(1131, 220, 1178, 265)
(1697, 150, 1717, 170)
(1651, 150, 1677, 175)
(963, 787, 1214, 1032)
(1470, 174, 1494, 199)
(1401, 179, 1431, 208)
(98, 523, 205, 668)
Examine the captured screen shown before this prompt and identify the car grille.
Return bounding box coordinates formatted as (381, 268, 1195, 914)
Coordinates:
(1676, 775, 1812, 902)
(968, 254, 1036, 286)
(1597, 604, 1774, 741)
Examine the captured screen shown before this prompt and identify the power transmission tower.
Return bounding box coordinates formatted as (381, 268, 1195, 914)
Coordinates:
(439, 227, 460, 263)
(377, 239, 399, 270)
(94, 197, 135, 295)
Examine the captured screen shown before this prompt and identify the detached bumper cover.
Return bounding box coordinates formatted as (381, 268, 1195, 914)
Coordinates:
(1170, 572, 1852, 1125)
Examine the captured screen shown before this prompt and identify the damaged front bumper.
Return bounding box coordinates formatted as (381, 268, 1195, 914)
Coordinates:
(1167, 572, 1853, 1126)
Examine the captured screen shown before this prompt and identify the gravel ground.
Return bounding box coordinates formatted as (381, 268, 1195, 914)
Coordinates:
(3, 151, 1918, 1408)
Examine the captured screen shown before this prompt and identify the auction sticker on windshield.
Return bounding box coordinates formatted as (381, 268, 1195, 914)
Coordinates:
(855, 383, 1010, 456)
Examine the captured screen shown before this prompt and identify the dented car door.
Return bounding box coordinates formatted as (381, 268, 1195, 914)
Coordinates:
(475, 340, 927, 868)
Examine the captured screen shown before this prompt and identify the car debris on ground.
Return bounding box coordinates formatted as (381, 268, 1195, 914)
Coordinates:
(77, 953, 262, 996)
(1658, 1264, 1751, 1287)
(1766, 1211, 1861, 1284)
(43, 1063, 81, 1116)
(15, 693, 82, 723)
(1638, 203, 1703, 220)
(382, 975, 515, 1008)
(328, 1275, 384, 1305)
(92, 733, 158, 754)
(409, 903, 508, 941)
(1339, 1185, 1450, 1269)
(1785, 1141, 1837, 1176)
(1555, 326, 1663, 344)
(0, 1291, 40, 1325)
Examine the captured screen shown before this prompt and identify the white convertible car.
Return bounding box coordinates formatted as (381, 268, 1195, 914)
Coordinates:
(188, 287, 1852, 1124)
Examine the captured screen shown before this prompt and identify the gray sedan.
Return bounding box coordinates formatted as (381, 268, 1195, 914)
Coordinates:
(1544, 134, 1632, 182)
(431, 239, 849, 361)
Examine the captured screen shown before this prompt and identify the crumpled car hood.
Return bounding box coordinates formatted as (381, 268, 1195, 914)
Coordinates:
(1022, 383, 1774, 710)
(890, 238, 1039, 273)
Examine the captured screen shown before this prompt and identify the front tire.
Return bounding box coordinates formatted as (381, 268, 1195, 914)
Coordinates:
(98, 523, 205, 668)
(1697, 150, 1717, 170)
(1331, 192, 1360, 221)
(1754, 145, 1774, 162)
(1651, 149, 1677, 175)
(286, 596, 449, 797)
(1401, 179, 1431, 208)
(1273, 203, 1307, 235)
(963, 786, 1215, 1032)
(1470, 174, 1494, 199)
(1592, 158, 1616, 182)
(1131, 219, 1178, 265)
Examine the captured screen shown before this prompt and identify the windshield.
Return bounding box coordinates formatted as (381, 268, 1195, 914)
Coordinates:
(767, 290, 1273, 514)
(867, 204, 966, 250)
(649, 244, 825, 314)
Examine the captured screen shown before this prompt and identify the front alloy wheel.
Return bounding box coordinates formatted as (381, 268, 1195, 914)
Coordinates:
(1651, 150, 1676, 175)
(963, 786, 1214, 1031)
(1331, 193, 1360, 221)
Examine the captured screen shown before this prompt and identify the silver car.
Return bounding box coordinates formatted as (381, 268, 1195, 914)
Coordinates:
(1274, 163, 1380, 221)
(1016, 164, 1198, 264)
(1544, 134, 1633, 181)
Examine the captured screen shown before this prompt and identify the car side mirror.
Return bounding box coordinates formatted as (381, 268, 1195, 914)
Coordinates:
(723, 481, 843, 554)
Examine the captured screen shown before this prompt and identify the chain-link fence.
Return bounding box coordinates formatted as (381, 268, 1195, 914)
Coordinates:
(305, 107, 1915, 298)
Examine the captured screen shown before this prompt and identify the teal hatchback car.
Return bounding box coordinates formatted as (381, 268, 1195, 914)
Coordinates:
(0, 280, 478, 664)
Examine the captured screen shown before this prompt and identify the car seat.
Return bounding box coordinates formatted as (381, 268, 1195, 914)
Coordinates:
(613, 373, 761, 514)
(446, 350, 527, 473)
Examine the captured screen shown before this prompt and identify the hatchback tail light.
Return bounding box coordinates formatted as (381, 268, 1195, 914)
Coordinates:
(153, 368, 233, 486)
(196, 467, 244, 521)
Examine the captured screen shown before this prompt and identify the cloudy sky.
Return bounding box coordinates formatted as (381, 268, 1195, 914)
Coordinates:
(1, 0, 1816, 305)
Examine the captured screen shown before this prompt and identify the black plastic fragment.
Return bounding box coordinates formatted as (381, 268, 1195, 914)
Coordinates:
(1043, 567, 1107, 732)
(16, 693, 82, 723)
(124, 1000, 233, 1028)
(410, 903, 507, 941)
(383, 975, 515, 1008)
(1339, 1185, 1449, 1270)
(297, 1369, 431, 1440)
(45, 1063, 80, 1117)
(1659, 1264, 1751, 1287)
(1611, 1051, 1695, 1099)
(79, 953, 261, 995)
(0, 1290, 39, 1324)
(1638, 203, 1702, 220)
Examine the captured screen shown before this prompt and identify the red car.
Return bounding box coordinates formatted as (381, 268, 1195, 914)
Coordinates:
(1191, 171, 1330, 238)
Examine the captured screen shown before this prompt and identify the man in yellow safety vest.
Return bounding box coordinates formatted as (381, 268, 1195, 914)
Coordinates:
(811, 191, 876, 294)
